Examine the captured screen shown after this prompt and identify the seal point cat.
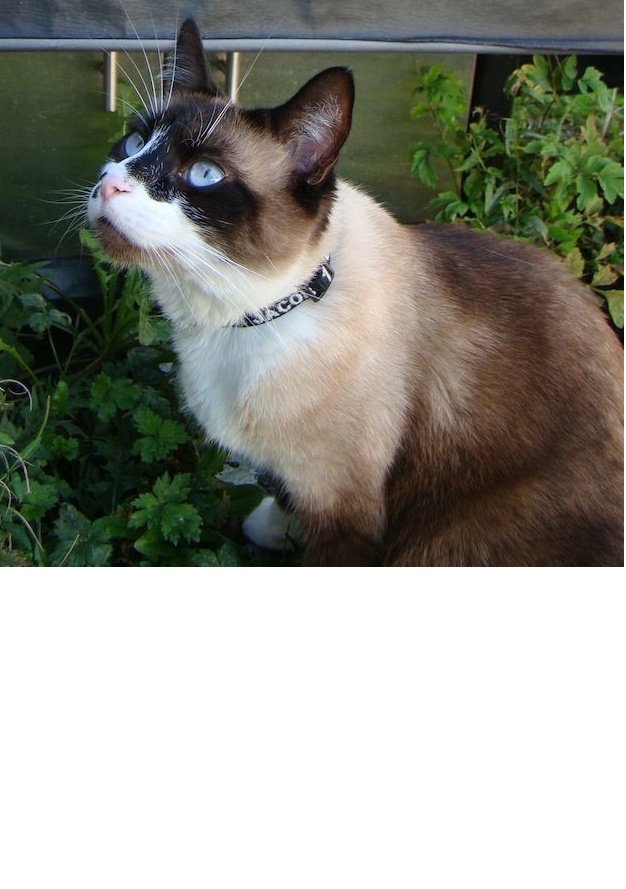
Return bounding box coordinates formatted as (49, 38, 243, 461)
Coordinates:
(88, 20, 624, 566)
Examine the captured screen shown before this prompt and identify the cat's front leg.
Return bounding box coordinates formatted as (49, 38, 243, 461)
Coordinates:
(242, 494, 380, 565)
(242, 496, 303, 552)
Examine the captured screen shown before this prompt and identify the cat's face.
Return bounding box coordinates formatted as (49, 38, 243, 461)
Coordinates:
(87, 19, 354, 281)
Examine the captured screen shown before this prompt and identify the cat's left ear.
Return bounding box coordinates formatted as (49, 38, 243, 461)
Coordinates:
(272, 68, 355, 186)
(164, 18, 224, 97)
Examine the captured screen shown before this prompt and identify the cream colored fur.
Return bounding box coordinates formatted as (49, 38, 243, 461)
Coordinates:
(163, 182, 422, 529)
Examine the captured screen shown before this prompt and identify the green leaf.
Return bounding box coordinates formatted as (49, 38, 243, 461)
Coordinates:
(462, 169, 485, 206)
(591, 266, 619, 287)
(455, 153, 480, 173)
(50, 435, 80, 460)
(410, 144, 437, 190)
(136, 286, 171, 346)
(133, 529, 172, 561)
(562, 248, 585, 278)
(604, 290, 624, 328)
(51, 380, 69, 418)
(129, 472, 202, 546)
(197, 446, 230, 479)
(50, 504, 113, 567)
(93, 513, 134, 541)
(192, 542, 242, 567)
(214, 541, 243, 566)
(78, 227, 101, 255)
(152, 471, 191, 503)
(129, 491, 159, 525)
(596, 160, 624, 204)
(547, 218, 583, 254)
(575, 174, 598, 211)
(90, 374, 143, 422)
(26, 306, 72, 335)
(578, 66, 608, 100)
(20, 480, 60, 522)
(525, 215, 549, 243)
(0, 336, 36, 381)
(544, 158, 573, 188)
(530, 55, 551, 92)
(410, 102, 431, 120)
(484, 180, 510, 216)
(138, 312, 171, 347)
(131, 407, 189, 462)
(17, 396, 51, 464)
(561, 56, 578, 92)
(159, 502, 202, 546)
(191, 549, 221, 566)
(429, 192, 469, 222)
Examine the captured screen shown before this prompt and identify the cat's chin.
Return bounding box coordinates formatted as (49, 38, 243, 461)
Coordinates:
(95, 218, 142, 265)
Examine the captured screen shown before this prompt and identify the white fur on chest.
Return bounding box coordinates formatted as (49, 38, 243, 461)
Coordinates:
(172, 299, 323, 461)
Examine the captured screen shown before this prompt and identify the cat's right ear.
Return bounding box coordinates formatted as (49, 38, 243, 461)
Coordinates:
(164, 18, 224, 97)
(271, 68, 355, 186)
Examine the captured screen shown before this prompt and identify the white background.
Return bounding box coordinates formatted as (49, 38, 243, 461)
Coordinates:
(1, 573, 624, 888)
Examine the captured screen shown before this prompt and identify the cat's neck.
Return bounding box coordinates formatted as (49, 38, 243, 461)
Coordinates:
(146, 189, 349, 333)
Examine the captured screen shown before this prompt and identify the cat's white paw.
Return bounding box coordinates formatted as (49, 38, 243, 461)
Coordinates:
(242, 496, 303, 551)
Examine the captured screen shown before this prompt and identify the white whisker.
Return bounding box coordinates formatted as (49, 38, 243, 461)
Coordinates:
(119, 8, 160, 116)
(195, 40, 272, 145)
(151, 246, 202, 326)
(40, 206, 86, 223)
(117, 95, 151, 130)
(113, 54, 154, 118)
(201, 98, 235, 143)
(166, 244, 287, 346)
(165, 7, 182, 111)
(196, 101, 223, 147)
(149, 14, 165, 111)
(123, 50, 159, 117)
(40, 184, 91, 251)
(40, 195, 91, 207)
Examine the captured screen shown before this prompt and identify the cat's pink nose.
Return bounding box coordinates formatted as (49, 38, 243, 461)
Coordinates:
(100, 174, 132, 202)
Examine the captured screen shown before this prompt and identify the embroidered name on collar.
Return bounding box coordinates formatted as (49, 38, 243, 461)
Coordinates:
(229, 257, 334, 328)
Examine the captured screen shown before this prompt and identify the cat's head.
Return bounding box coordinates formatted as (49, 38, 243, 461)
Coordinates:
(87, 19, 354, 281)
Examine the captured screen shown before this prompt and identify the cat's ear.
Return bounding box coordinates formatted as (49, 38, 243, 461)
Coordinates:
(164, 18, 224, 97)
(272, 68, 354, 186)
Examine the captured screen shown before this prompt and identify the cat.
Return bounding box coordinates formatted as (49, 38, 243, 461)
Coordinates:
(87, 19, 624, 566)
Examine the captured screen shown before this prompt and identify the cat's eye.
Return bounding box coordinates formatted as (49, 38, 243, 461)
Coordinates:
(186, 161, 225, 188)
(123, 132, 145, 157)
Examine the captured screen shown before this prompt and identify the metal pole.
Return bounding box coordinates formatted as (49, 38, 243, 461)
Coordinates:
(225, 52, 241, 102)
(104, 51, 118, 113)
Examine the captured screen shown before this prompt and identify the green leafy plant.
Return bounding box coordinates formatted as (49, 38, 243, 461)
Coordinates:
(0, 238, 300, 567)
(0, 379, 50, 563)
(0, 257, 73, 383)
(410, 56, 624, 328)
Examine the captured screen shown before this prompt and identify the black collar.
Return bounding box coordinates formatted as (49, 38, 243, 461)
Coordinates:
(228, 257, 334, 328)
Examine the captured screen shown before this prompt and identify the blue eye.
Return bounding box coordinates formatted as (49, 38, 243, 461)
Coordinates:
(186, 161, 225, 188)
(124, 132, 145, 157)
